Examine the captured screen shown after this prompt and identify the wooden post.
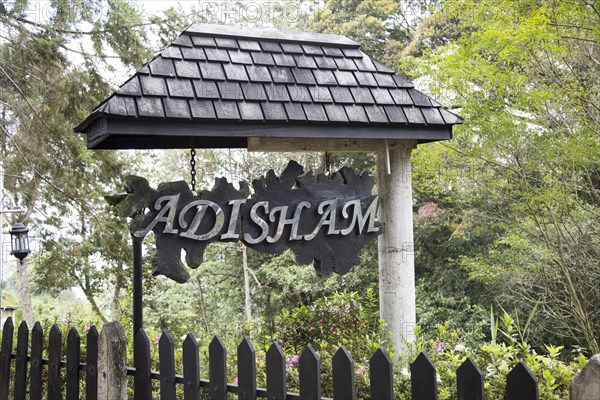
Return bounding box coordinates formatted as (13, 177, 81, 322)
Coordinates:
(377, 141, 417, 354)
(98, 322, 127, 400)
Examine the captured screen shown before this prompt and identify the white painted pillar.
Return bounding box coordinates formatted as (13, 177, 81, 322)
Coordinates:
(377, 141, 417, 354)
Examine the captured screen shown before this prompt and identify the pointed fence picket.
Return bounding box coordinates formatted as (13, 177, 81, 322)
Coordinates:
(0, 317, 545, 399)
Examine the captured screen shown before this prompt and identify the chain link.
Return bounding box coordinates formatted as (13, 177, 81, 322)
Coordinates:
(190, 148, 197, 193)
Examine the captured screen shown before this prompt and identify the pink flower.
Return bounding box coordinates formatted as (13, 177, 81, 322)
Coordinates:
(233, 376, 238, 385)
(155, 336, 160, 344)
(434, 339, 444, 352)
(286, 354, 300, 370)
(355, 367, 366, 376)
(84, 323, 91, 331)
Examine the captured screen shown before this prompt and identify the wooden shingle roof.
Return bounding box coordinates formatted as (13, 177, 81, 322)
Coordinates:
(76, 23, 463, 149)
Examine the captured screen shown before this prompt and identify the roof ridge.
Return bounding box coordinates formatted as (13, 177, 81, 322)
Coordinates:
(185, 23, 360, 48)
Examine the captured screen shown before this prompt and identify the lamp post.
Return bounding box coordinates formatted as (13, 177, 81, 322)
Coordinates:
(0, 161, 26, 312)
(9, 223, 30, 261)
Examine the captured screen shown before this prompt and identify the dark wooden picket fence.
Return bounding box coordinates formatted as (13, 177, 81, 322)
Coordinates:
(0, 317, 541, 399)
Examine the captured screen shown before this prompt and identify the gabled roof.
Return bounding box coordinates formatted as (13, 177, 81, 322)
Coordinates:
(75, 23, 463, 149)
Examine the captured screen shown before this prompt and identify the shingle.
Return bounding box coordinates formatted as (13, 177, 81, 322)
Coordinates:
(384, 106, 407, 123)
(163, 98, 191, 118)
(174, 60, 201, 79)
(324, 104, 348, 122)
(430, 98, 442, 107)
(215, 37, 238, 49)
(167, 79, 195, 98)
(303, 104, 327, 121)
(439, 108, 463, 124)
(228, 50, 253, 64)
(193, 81, 220, 99)
(224, 64, 249, 81)
(288, 85, 311, 102)
(370, 88, 394, 104)
(273, 53, 296, 67)
(315, 56, 337, 69)
(251, 52, 275, 66)
(309, 86, 333, 103)
(246, 65, 272, 82)
(373, 73, 396, 88)
(198, 62, 226, 80)
(291, 68, 316, 85)
(107, 96, 137, 116)
(139, 64, 150, 74)
(281, 43, 303, 54)
(140, 76, 167, 96)
(408, 88, 432, 106)
(393, 75, 414, 88)
(136, 97, 165, 118)
(270, 67, 295, 84)
(344, 105, 368, 122)
(240, 83, 267, 101)
(389, 89, 414, 105)
(421, 108, 445, 124)
(302, 44, 323, 56)
(191, 36, 216, 47)
(181, 47, 206, 60)
(334, 71, 357, 86)
(342, 48, 363, 58)
(264, 84, 290, 101)
(238, 40, 261, 51)
(364, 106, 388, 123)
(335, 57, 358, 71)
(204, 48, 230, 62)
(322, 47, 344, 57)
(354, 72, 378, 87)
(329, 87, 354, 104)
(161, 46, 183, 59)
(354, 56, 377, 72)
(214, 101, 240, 120)
(117, 77, 141, 96)
(284, 103, 306, 121)
(312, 70, 337, 85)
(373, 60, 395, 73)
(172, 35, 193, 47)
(218, 82, 244, 100)
(403, 107, 426, 124)
(261, 103, 287, 120)
(238, 102, 264, 120)
(260, 41, 282, 53)
(293, 55, 317, 69)
(350, 87, 375, 104)
(189, 99, 216, 119)
(149, 58, 176, 77)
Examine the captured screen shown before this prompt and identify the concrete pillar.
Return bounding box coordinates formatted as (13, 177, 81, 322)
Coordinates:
(377, 141, 417, 353)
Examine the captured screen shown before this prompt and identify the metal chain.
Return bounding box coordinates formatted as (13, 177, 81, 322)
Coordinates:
(190, 148, 197, 193)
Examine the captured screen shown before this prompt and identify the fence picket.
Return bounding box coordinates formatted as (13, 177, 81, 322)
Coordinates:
(159, 330, 177, 400)
(370, 348, 393, 400)
(183, 333, 201, 400)
(134, 329, 153, 400)
(13, 321, 28, 400)
(30, 322, 43, 400)
(48, 324, 63, 400)
(0, 317, 14, 400)
(66, 327, 81, 400)
(332, 346, 355, 400)
(299, 345, 321, 400)
(411, 351, 437, 400)
(506, 361, 538, 400)
(86, 326, 99, 400)
(457, 357, 484, 400)
(209, 336, 227, 400)
(266, 341, 287, 400)
(237, 337, 256, 400)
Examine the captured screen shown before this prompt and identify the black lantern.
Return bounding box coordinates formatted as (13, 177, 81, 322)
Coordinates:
(9, 223, 30, 261)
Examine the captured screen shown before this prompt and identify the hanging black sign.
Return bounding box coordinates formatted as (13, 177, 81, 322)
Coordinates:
(108, 161, 382, 283)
